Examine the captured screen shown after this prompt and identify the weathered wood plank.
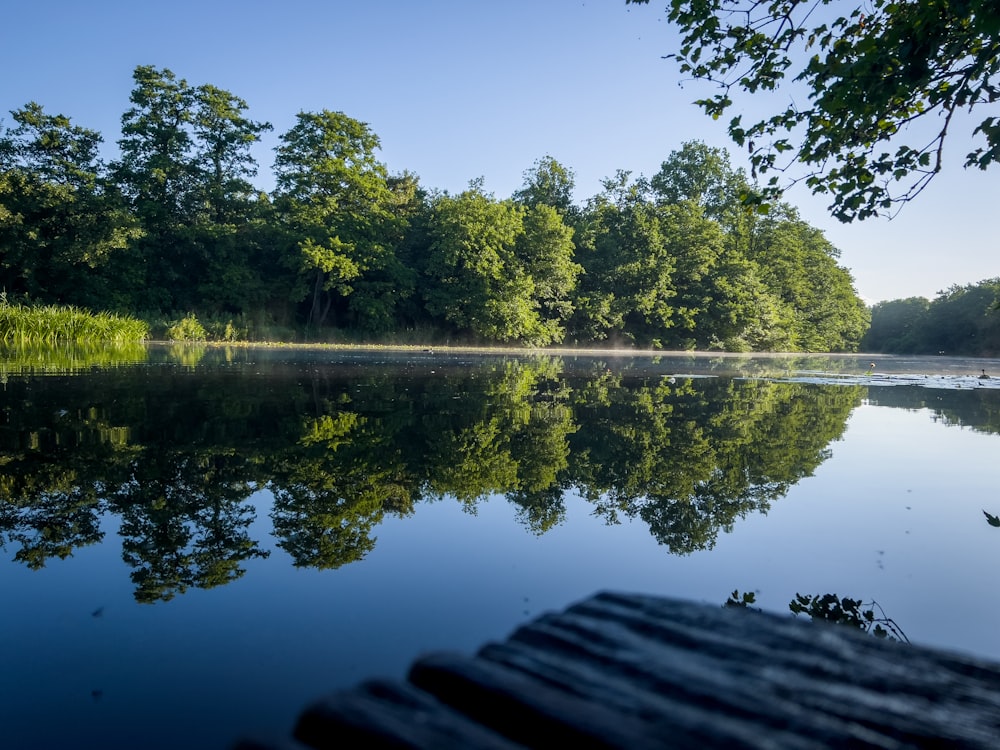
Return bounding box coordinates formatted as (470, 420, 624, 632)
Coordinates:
(237, 592, 1000, 749)
(409, 652, 687, 749)
(232, 737, 315, 750)
(291, 679, 525, 750)
(472, 592, 1000, 747)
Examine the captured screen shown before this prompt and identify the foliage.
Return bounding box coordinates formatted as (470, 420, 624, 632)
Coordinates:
(724, 589, 759, 608)
(273, 110, 409, 331)
(512, 155, 578, 217)
(985, 510, 1000, 528)
(628, 0, 1000, 221)
(423, 186, 575, 344)
(748, 208, 870, 351)
(863, 279, 1000, 355)
(726, 589, 909, 642)
(165, 313, 207, 342)
(0, 299, 148, 343)
(789, 593, 909, 642)
(0, 103, 140, 308)
(112, 65, 273, 313)
(862, 297, 931, 353)
(3, 62, 871, 351)
(570, 171, 676, 344)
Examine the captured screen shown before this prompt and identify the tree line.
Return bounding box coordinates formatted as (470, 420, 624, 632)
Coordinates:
(863, 279, 1000, 356)
(0, 65, 870, 350)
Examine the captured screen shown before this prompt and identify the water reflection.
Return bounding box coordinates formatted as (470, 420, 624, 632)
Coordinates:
(866, 386, 1000, 435)
(2, 349, 978, 604)
(0, 341, 147, 376)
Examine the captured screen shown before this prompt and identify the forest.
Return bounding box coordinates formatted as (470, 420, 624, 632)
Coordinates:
(0, 65, 872, 351)
(863, 279, 1000, 356)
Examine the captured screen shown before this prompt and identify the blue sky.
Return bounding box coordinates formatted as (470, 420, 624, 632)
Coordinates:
(3, 0, 996, 303)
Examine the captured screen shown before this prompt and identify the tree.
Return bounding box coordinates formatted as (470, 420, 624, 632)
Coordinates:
(921, 280, 1000, 355)
(862, 297, 931, 353)
(0, 103, 138, 307)
(651, 141, 749, 222)
(571, 171, 676, 344)
(658, 199, 785, 350)
(512, 155, 578, 217)
(423, 185, 555, 343)
(749, 207, 869, 351)
(114, 66, 272, 312)
(272, 110, 403, 330)
(629, 0, 1000, 221)
(515, 204, 580, 341)
(191, 83, 271, 223)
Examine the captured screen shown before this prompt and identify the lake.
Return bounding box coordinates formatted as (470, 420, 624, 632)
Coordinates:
(2, 345, 999, 749)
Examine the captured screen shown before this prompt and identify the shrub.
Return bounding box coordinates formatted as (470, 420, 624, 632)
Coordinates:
(165, 314, 207, 342)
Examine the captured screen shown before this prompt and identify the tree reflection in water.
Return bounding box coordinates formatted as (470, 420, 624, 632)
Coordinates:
(726, 589, 910, 643)
(0, 353, 866, 601)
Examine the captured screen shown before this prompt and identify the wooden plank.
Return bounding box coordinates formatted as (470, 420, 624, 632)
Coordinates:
(409, 652, 687, 749)
(290, 679, 525, 750)
(480, 592, 1000, 747)
(237, 592, 1000, 749)
(232, 737, 315, 750)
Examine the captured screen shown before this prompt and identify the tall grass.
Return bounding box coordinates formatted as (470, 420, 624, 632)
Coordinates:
(0, 300, 149, 344)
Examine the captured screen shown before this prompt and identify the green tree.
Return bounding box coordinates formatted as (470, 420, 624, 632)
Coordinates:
(385, 171, 432, 330)
(862, 297, 931, 353)
(749, 207, 869, 351)
(272, 110, 405, 330)
(114, 66, 272, 313)
(515, 204, 580, 341)
(113, 65, 198, 311)
(191, 83, 271, 223)
(628, 0, 1000, 221)
(922, 280, 1000, 355)
(659, 199, 786, 350)
(0, 103, 138, 307)
(512, 155, 578, 217)
(651, 141, 749, 222)
(571, 171, 675, 345)
(187, 83, 275, 316)
(423, 185, 556, 343)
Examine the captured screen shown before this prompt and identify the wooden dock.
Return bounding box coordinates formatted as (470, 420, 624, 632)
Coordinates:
(236, 591, 1000, 748)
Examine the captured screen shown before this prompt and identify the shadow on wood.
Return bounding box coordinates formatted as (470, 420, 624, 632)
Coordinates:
(235, 591, 1000, 748)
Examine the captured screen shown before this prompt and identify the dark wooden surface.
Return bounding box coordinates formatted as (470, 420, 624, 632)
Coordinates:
(236, 591, 1000, 748)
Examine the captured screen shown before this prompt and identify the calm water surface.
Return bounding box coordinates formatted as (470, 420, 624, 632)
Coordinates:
(2, 346, 999, 749)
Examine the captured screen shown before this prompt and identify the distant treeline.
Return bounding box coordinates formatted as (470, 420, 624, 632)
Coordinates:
(0, 65, 869, 350)
(863, 279, 1000, 356)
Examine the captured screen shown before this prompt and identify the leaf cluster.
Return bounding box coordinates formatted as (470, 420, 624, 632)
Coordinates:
(726, 589, 909, 642)
(789, 592, 909, 641)
(629, 0, 1000, 221)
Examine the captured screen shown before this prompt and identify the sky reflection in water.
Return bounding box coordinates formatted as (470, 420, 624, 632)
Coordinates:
(1, 348, 999, 749)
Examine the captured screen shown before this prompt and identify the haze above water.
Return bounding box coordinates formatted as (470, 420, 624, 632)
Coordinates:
(2, 347, 999, 749)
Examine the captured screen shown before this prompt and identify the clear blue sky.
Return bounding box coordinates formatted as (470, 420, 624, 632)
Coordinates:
(3, 0, 996, 304)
